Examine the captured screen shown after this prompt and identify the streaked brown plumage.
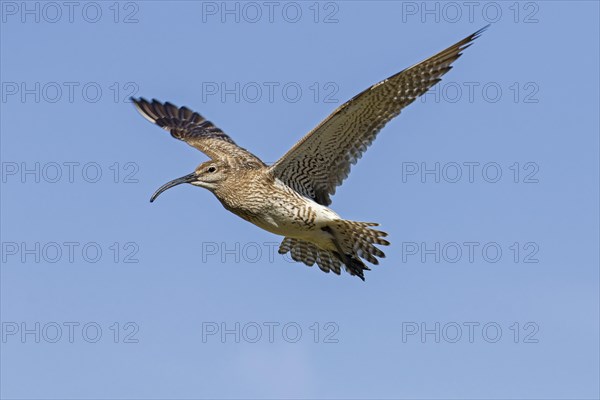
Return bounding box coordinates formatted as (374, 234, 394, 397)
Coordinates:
(131, 26, 487, 280)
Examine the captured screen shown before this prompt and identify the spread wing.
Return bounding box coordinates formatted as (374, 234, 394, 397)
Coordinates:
(131, 98, 264, 167)
(269, 26, 488, 205)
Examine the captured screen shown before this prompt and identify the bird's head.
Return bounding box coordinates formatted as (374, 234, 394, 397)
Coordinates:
(150, 160, 230, 202)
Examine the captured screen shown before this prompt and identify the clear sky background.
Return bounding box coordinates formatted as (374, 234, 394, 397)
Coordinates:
(1, 1, 598, 399)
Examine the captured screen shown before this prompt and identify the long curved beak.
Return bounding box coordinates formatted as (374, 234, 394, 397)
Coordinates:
(150, 172, 197, 203)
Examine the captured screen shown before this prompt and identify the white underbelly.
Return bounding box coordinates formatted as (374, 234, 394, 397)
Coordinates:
(254, 197, 340, 243)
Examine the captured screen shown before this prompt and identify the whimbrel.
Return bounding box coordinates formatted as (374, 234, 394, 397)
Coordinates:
(132, 27, 487, 280)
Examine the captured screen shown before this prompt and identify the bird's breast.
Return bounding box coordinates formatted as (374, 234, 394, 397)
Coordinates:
(216, 179, 339, 240)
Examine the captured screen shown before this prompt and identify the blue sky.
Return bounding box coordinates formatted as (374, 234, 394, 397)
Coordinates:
(1, 1, 598, 399)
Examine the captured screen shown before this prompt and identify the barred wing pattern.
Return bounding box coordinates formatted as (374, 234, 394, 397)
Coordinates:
(269, 26, 488, 206)
(131, 98, 264, 167)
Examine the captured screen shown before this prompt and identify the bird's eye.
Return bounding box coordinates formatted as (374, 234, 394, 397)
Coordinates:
(207, 166, 216, 173)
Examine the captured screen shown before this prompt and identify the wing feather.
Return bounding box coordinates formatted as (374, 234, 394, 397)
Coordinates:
(131, 98, 264, 167)
(269, 26, 488, 205)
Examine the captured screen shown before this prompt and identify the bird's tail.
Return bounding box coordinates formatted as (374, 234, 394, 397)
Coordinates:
(278, 220, 389, 280)
(329, 220, 390, 280)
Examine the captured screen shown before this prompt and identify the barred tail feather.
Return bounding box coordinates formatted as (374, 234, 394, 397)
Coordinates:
(278, 220, 389, 281)
(330, 220, 389, 280)
(332, 220, 389, 264)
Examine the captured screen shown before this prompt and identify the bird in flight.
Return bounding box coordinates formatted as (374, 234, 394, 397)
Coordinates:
(132, 26, 487, 280)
